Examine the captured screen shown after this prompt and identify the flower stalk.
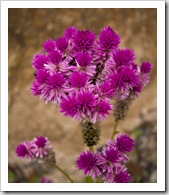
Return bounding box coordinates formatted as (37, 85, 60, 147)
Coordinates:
(54, 163, 74, 183)
(111, 120, 119, 140)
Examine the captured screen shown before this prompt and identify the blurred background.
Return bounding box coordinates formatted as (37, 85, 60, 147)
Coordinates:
(8, 8, 157, 183)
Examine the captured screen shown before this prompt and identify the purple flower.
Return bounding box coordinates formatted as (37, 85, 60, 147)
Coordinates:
(43, 39, 56, 53)
(97, 146, 120, 173)
(39, 177, 53, 183)
(60, 95, 79, 119)
(69, 71, 88, 88)
(109, 67, 140, 100)
(34, 136, 47, 148)
(77, 89, 97, 120)
(32, 136, 52, 159)
(42, 51, 62, 74)
(32, 54, 48, 70)
(44, 51, 70, 75)
(104, 167, 131, 183)
(92, 100, 112, 123)
(40, 73, 68, 104)
(113, 167, 131, 183)
(98, 81, 115, 99)
(133, 84, 142, 94)
(35, 69, 49, 84)
(72, 30, 95, 52)
(76, 52, 91, 67)
(112, 49, 135, 68)
(98, 26, 120, 52)
(31, 71, 53, 98)
(97, 100, 112, 116)
(16, 141, 35, 159)
(31, 70, 49, 96)
(140, 62, 152, 74)
(99, 57, 116, 80)
(76, 150, 102, 179)
(47, 73, 65, 89)
(107, 139, 129, 163)
(48, 50, 62, 65)
(16, 143, 29, 158)
(31, 26, 152, 125)
(115, 134, 135, 153)
(140, 74, 150, 87)
(72, 52, 96, 77)
(64, 26, 77, 40)
(31, 81, 43, 96)
(55, 37, 68, 53)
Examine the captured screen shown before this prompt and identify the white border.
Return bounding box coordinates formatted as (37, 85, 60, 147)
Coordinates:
(1, 0, 165, 192)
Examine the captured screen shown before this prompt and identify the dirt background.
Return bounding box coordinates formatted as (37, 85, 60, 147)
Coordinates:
(8, 8, 157, 183)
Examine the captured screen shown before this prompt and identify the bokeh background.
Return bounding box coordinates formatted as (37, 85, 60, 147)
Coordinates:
(8, 8, 157, 183)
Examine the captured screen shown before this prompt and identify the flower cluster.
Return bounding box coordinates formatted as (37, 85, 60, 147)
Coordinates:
(76, 134, 135, 183)
(31, 26, 152, 123)
(16, 136, 55, 165)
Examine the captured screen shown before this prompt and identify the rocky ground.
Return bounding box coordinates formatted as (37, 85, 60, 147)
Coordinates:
(8, 8, 157, 183)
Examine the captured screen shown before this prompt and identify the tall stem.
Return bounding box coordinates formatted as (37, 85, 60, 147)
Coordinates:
(54, 164, 74, 183)
(89, 145, 94, 152)
(111, 120, 119, 140)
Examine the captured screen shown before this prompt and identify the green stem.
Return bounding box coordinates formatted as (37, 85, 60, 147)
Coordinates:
(54, 164, 74, 183)
(85, 176, 93, 183)
(89, 145, 94, 152)
(111, 120, 119, 140)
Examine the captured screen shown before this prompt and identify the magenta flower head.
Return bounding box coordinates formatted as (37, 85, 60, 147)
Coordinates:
(55, 36, 68, 53)
(113, 168, 131, 183)
(35, 69, 49, 84)
(48, 50, 62, 66)
(77, 89, 97, 120)
(60, 95, 79, 119)
(76, 52, 91, 67)
(69, 71, 88, 88)
(112, 49, 135, 68)
(64, 26, 77, 40)
(72, 30, 95, 52)
(109, 66, 140, 100)
(16, 136, 56, 166)
(32, 136, 52, 159)
(98, 26, 120, 52)
(73, 52, 96, 77)
(16, 141, 35, 159)
(140, 62, 152, 74)
(43, 39, 56, 53)
(114, 134, 135, 153)
(34, 136, 47, 148)
(104, 167, 131, 183)
(76, 150, 102, 179)
(31, 81, 42, 96)
(16, 143, 29, 158)
(32, 54, 48, 71)
(39, 177, 53, 183)
(39, 72, 68, 105)
(92, 100, 112, 123)
(47, 72, 65, 88)
(99, 81, 115, 98)
(31, 70, 49, 97)
(97, 146, 120, 173)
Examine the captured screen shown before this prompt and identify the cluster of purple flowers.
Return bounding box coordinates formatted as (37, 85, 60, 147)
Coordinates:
(31, 26, 152, 123)
(16, 136, 52, 161)
(76, 134, 135, 183)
